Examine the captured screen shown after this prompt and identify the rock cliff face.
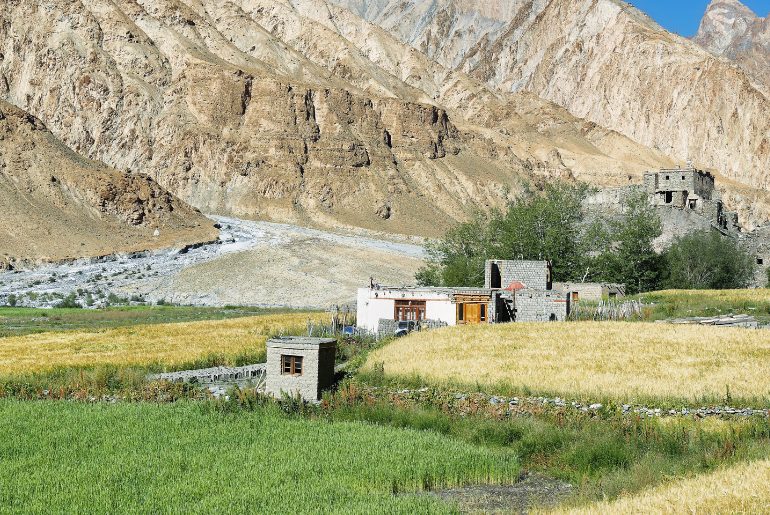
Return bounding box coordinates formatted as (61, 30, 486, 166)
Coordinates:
(0, 0, 679, 237)
(0, 100, 215, 265)
(332, 0, 770, 192)
(694, 0, 770, 94)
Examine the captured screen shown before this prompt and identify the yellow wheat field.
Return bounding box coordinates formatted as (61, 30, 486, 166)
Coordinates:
(0, 313, 326, 375)
(365, 322, 770, 401)
(553, 459, 770, 514)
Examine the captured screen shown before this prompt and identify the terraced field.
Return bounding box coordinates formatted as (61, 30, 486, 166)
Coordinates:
(365, 321, 770, 403)
(557, 459, 770, 514)
(0, 311, 325, 375)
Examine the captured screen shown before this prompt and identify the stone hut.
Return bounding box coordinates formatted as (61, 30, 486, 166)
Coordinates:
(485, 259, 552, 290)
(644, 168, 739, 233)
(265, 337, 337, 402)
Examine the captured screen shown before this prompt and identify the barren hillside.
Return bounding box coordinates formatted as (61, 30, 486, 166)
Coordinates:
(0, 101, 216, 267)
(333, 0, 770, 192)
(0, 0, 679, 238)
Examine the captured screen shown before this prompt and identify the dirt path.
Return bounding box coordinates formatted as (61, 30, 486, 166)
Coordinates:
(0, 217, 425, 309)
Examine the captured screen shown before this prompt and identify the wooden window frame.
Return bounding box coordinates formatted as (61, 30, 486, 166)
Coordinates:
(281, 355, 304, 376)
(394, 300, 426, 322)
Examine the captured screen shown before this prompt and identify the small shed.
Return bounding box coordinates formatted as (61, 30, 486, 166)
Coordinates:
(265, 337, 337, 401)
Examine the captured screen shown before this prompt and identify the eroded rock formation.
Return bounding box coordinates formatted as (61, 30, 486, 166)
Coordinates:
(0, 100, 216, 264)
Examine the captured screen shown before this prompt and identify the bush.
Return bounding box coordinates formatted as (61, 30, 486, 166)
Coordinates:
(662, 231, 756, 290)
(6, 294, 17, 307)
(55, 293, 82, 309)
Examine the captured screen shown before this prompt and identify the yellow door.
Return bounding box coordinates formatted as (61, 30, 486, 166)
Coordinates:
(465, 303, 481, 324)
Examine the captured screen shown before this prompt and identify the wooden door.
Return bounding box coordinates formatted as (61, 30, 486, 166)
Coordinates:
(465, 303, 481, 324)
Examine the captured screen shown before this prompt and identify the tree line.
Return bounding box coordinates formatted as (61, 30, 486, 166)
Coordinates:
(416, 184, 757, 294)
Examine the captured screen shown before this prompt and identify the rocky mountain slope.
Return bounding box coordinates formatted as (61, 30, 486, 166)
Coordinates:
(333, 0, 770, 192)
(0, 0, 679, 238)
(694, 0, 770, 94)
(0, 100, 216, 267)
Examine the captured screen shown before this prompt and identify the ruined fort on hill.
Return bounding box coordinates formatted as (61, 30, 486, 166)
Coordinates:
(642, 167, 770, 287)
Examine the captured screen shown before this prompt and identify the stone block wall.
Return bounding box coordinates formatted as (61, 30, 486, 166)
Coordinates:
(485, 260, 551, 290)
(265, 337, 337, 401)
(514, 290, 568, 322)
(553, 282, 626, 301)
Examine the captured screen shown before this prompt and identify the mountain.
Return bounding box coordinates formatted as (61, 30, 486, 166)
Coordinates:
(694, 0, 770, 94)
(330, 0, 770, 192)
(0, 100, 216, 267)
(0, 0, 678, 239)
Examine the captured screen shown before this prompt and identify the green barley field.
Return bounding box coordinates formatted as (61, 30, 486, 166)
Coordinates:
(0, 401, 518, 513)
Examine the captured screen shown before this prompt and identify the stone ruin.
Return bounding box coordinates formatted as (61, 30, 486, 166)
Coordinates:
(643, 167, 770, 287)
(644, 168, 740, 234)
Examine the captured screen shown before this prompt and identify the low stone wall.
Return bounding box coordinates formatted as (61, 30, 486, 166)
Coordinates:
(149, 364, 266, 384)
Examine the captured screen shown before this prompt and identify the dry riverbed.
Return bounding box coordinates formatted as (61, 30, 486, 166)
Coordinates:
(0, 217, 425, 309)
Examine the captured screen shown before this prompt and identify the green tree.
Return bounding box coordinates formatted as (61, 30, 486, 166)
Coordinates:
(592, 191, 663, 294)
(416, 212, 492, 287)
(662, 231, 756, 290)
(416, 184, 590, 286)
(489, 183, 588, 282)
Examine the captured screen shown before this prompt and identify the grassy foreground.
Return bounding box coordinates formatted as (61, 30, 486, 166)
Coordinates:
(0, 401, 517, 513)
(364, 322, 770, 404)
(0, 312, 326, 375)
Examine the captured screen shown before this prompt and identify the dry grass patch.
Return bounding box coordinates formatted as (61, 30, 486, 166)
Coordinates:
(648, 289, 770, 302)
(553, 459, 770, 514)
(365, 322, 770, 402)
(0, 312, 325, 374)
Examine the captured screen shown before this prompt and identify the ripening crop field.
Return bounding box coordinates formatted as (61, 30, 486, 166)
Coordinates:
(555, 459, 770, 514)
(365, 322, 770, 402)
(0, 401, 518, 513)
(0, 312, 326, 375)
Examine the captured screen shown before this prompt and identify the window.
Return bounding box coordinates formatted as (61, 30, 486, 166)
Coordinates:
(395, 300, 426, 321)
(665, 175, 670, 180)
(281, 355, 303, 376)
(490, 263, 502, 289)
(689, 199, 697, 209)
(664, 191, 673, 204)
(572, 292, 579, 302)
(758, 258, 764, 266)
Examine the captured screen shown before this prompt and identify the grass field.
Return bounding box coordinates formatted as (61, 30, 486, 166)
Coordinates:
(0, 312, 326, 375)
(0, 306, 300, 338)
(0, 401, 517, 513)
(639, 289, 770, 322)
(364, 322, 770, 403)
(556, 459, 770, 514)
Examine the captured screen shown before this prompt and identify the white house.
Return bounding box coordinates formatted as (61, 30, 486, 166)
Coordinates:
(356, 286, 493, 333)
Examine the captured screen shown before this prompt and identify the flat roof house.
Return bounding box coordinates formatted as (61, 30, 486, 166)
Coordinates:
(357, 260, 571, 334)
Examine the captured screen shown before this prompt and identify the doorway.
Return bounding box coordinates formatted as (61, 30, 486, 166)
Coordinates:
(458, 303, 487, 324)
